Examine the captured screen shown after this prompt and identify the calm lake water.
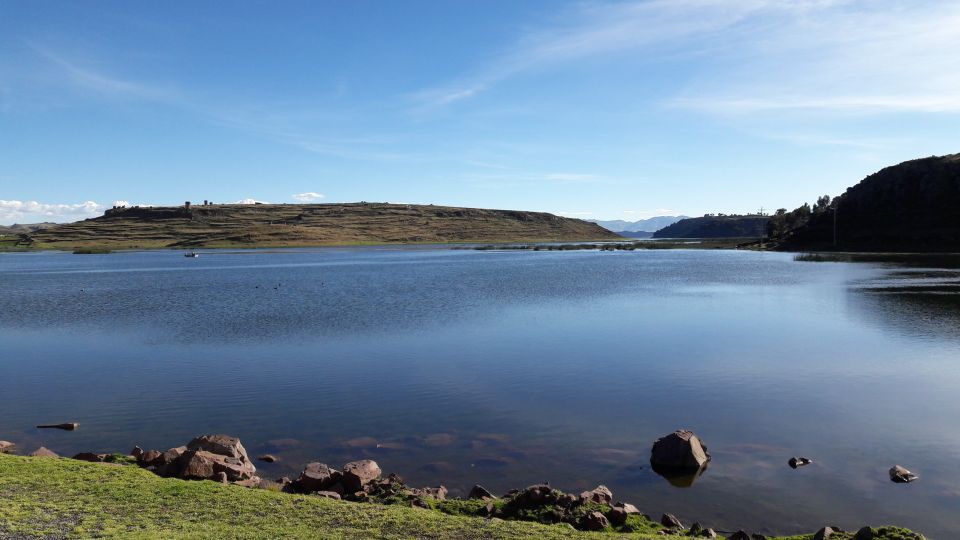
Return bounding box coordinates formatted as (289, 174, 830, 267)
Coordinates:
(2, 248, 959, 537)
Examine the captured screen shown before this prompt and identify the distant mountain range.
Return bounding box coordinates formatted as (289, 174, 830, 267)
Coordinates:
(589, 216, 686, 233)
(0, 222, 58, 236)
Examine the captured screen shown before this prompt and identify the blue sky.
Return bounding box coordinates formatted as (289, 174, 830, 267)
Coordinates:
(2, 0, 959, 225)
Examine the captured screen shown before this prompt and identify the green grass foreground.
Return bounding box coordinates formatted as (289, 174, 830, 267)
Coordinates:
(0, 455, 921, 539)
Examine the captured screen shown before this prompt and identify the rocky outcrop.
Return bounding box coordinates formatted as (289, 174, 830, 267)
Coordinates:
(135, 434, 258, 486)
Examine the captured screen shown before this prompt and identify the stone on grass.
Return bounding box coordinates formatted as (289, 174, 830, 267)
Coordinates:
(0, 441, 17, 454)
(29, 447, 59, 458)
(814, 527, 836, 540)
(468, 484, 495, 499)
(579, 484, 613, 504)
(661, 513, 683, 529)
(292, 462, 342, 494)
(580, 511, 609, 531)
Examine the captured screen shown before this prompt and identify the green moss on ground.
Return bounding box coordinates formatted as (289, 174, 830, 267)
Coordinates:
(0, 454, 923, 539)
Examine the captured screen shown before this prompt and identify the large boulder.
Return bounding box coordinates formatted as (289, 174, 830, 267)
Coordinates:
(0, 441, 15, 454)
(177, 450, 256, 482)
(468, 484, 495, 499)
(341, 460, 381, 493)
(291, 462, 342, 494)
(650, 430, 710, 470)
(580, 511, 609, 531)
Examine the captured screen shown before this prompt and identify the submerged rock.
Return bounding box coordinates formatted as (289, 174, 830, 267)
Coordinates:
(789, 457, 813, 469)
(889, 465, 918, 483)
(257, 454, 278, 463)
(36, 423, 79, 431)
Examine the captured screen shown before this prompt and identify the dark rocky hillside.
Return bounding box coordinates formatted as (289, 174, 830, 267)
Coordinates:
(781, 154, 960, 251)
(652, 215, 768, 239)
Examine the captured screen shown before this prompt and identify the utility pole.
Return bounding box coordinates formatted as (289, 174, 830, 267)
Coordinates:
(833, 204, 839, 247)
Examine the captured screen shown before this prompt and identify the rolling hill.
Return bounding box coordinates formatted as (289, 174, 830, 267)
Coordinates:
(19, 202, 621, 249)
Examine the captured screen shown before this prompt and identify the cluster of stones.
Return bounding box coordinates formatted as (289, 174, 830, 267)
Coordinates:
(133, 434, 260, 487)
(0, 430, 927, 538)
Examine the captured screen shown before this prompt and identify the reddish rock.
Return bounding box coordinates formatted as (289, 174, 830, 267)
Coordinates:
(581, 511, 610, 531)
(29, 447, 59, 458)
(661, 513, 683, 529)
(579, 485, 613, 504)
(342, 460, 381, 493)
(292, 462, 342, 494)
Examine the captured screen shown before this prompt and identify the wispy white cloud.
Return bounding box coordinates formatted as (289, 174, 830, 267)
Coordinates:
(292, 192, 325, 202)
(414, 0, 960, 115)
(233, 198, 269, 205)
(0, 199, 103, 223)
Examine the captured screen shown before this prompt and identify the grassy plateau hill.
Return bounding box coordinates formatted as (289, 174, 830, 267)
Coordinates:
(16, 203, 619, 250)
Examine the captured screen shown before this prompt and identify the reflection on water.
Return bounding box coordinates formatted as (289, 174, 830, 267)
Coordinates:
(651, 462, 709, 488)
(2, 248, 960, 538)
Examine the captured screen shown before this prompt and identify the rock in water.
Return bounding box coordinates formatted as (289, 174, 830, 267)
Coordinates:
(257, 454, 278, 463)
(36, 423, 79, 431)
(341, 460, 381, 493)
(650, 429, 710, 469)
(889, 465, 918, 483)
(789, 457, 813, 469)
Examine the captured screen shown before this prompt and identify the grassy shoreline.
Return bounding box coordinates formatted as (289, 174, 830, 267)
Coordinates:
(0, 455, 923, 539)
